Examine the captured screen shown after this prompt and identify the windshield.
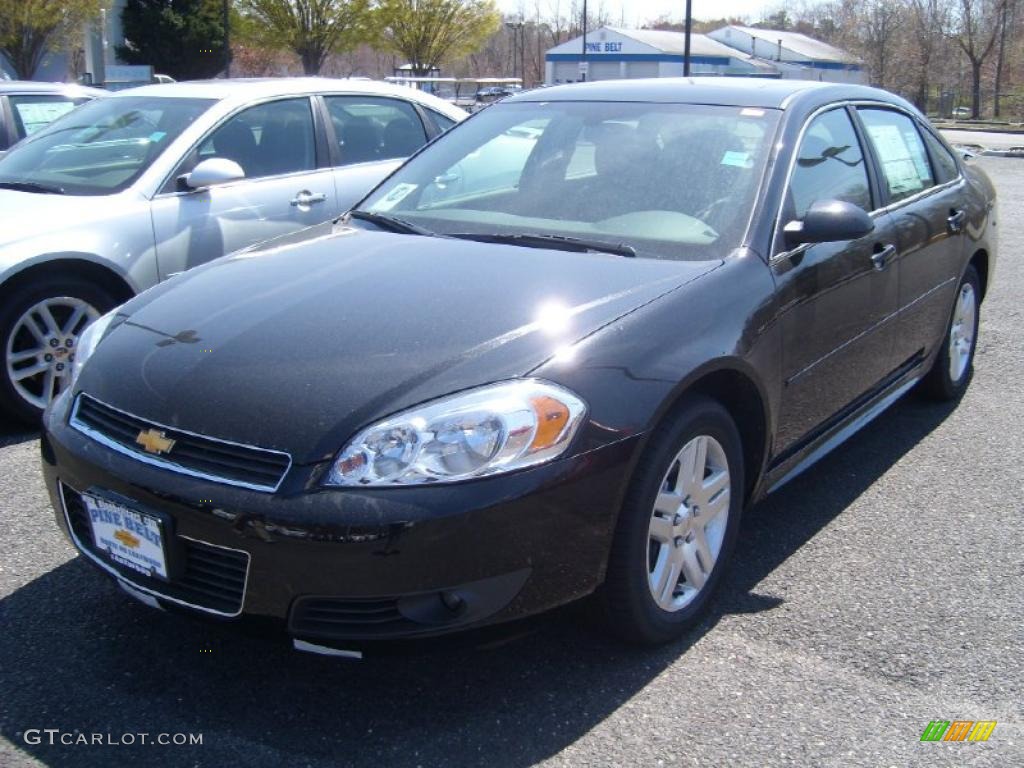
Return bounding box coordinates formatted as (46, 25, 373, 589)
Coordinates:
(0, 96, 214, 195)
(360, 100, 779, 260)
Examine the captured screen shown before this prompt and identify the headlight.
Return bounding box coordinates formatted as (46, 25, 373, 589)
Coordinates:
(325, 380, 587, 486)
(69, 308, 120, 385)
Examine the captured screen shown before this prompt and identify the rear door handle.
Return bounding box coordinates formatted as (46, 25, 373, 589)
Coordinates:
(290, 190, 328, 207)
(947, 208, 966, 233)
(871, 244, 897, 271)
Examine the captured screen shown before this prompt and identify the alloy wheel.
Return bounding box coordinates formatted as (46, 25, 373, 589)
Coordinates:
(948, 282, 977, 383)
(647, 434, 731, 612)
(5, 297, 99, 410)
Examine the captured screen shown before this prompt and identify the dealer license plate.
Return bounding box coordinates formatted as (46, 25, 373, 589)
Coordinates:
(83, 493, 169, 581)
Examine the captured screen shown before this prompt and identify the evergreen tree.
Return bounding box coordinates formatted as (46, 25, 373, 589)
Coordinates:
(117, 0, 229, 80)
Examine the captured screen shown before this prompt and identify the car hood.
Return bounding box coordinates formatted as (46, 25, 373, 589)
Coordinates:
(0, 189, 123, 249)
(79, 224, 719, 465)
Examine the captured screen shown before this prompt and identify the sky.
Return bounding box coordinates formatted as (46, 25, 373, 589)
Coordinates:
(496, 0, 801, 28)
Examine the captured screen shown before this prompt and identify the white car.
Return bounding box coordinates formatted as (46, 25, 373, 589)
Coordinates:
(0, 78, 465, 421)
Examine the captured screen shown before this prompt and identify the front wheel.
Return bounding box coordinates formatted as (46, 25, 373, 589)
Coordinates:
(600, 396, 744, 645)
(0, 277, 118, 424)
(920, 265, 981, 401)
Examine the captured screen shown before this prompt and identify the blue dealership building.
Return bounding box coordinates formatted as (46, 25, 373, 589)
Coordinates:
(545, 26, 864, 85)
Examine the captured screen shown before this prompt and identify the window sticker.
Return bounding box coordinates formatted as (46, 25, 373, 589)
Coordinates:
(867, 124, 924, 196)
(149, 131, 167, 143)
(373, 183, 418, 211)
(721, 150, 751, 168)
(13, 101, 75, 136)
(740, 108, 765, 117)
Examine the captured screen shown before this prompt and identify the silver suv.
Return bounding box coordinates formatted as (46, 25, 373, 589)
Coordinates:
(0, 78, 465, 421)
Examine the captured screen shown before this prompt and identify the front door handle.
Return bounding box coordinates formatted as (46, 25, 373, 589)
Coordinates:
(290, 190, 328, 207)
(871, 244, 897, 271)
(947, 208, 966, 234)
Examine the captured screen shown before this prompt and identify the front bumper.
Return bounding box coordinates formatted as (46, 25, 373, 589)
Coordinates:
(41, 393, 639, 643)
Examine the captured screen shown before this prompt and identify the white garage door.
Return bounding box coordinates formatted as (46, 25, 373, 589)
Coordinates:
(553, 62, 579, 83)
(627, 62, 659, 79)
(589, 61, 621, 81)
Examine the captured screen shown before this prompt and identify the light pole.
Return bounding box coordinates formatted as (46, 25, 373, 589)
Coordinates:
(683, 0, 693, 77)
(223, 0, 231, 78)
(505, 21, 525, 84)
(581, 0, 588, 81)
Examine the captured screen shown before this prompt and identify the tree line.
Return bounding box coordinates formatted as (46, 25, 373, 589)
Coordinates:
(2, 0, 1022, 119)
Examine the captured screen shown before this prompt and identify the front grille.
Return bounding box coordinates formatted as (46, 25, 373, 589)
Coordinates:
(70, 394, 291, 492)
(289, 596, 419, 639)
(63, 484, 249, 616)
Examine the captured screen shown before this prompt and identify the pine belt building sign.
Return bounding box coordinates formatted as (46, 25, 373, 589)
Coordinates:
(544, 27, 864, 86)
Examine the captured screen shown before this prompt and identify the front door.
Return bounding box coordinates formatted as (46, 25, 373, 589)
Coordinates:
(772, 106, 901, 455)
(150, 97, 338, 278)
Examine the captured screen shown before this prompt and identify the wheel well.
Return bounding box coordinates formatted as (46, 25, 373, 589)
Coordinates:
(671, 369, 768, 504)
(970, 249, 989, 300)
(0, 259, 135, 306)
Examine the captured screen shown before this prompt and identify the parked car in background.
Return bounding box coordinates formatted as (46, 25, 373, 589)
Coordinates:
(0, 78, 465, 421)
(0, 82, 103, 157)
(41, 79, 995, 650)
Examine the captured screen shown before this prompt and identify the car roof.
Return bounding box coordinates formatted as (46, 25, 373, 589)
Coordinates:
(510, 77, 900, 110)
(0, 81, 104, 97)
(120, 77, 462, 110)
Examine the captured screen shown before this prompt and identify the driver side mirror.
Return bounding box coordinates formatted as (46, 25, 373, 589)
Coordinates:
(182, 158, 245, 191)
(783, 199, 874, 247)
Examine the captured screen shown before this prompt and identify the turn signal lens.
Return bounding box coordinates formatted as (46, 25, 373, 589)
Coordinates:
(324, 380, 586, 487)
(528, 395, 571, 452)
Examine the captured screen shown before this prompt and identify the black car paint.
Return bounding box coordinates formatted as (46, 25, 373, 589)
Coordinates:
(41, 79, 997, 643)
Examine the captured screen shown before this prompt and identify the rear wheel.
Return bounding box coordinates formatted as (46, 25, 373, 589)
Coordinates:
(920, 265, 981, 401)
(0, 277, 117, 424)
(601, 396, 744, 645)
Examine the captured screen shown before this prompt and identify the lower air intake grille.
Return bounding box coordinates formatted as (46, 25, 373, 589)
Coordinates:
(289, 596, 419, 639)
(63, 484, 248, 616)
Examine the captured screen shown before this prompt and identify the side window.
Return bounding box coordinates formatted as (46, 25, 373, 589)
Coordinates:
(325, 96, 427, 165)
(188, 98, 316, 181)
(789, 108, 872, 219)
(919, 127, 960, 184)
(858, 108, 935, 203)
(427, 109, 457, 134)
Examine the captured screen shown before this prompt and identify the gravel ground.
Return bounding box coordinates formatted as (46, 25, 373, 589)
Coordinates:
(0, 157, 1021, 768)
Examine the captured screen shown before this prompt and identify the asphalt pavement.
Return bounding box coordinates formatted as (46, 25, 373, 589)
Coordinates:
(0, 158, 1021, 768)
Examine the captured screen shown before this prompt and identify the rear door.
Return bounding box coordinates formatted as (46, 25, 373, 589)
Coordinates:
(149, 96, 338, 277)
(772, 106, 902, 454)
(321, 95, 432, 212)
(854, 107, 967, 367)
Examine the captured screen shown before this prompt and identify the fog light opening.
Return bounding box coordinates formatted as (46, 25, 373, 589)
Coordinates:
(441, 590, 466, 614)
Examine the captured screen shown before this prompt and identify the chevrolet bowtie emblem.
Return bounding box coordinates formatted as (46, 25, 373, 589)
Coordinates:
(114, 529, 141, 549)
(136, 428, 176, 455)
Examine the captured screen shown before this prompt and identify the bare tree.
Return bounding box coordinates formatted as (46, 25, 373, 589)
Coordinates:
(952, 0, 1006, 117)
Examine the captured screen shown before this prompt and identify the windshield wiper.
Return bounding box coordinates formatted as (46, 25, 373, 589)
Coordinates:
(449, 232, 636, 258)
(344, 210, 435, 236)
(0, 180, 65, 195)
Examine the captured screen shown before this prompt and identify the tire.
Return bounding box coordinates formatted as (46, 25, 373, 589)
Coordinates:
(600, 395, 744, 645)
(0, 276, 118, 424)
(920, 265, 981, 401)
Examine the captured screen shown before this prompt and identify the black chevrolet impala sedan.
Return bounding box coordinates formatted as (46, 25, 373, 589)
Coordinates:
(41, 78, 996, 650)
